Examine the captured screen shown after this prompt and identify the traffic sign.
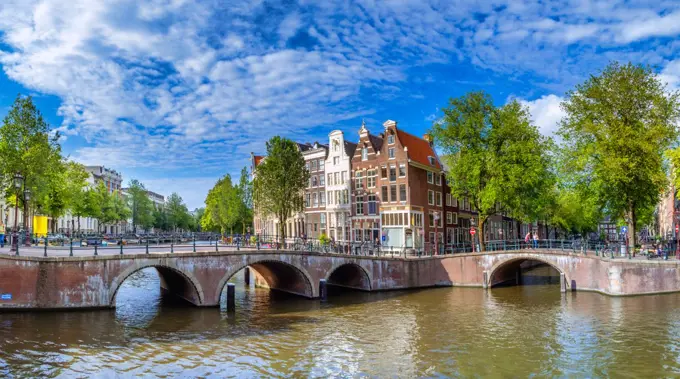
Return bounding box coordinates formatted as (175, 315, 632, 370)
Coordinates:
(470, 228, 476, 235)
(621, 226, 628, 233)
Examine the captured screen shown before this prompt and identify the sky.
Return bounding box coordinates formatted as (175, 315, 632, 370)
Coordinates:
(1, 0, 679, 210)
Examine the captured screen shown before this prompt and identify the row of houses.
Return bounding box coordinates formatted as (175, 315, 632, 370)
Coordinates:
(252, 120, 542, 253)
(0, 165, 165, 235)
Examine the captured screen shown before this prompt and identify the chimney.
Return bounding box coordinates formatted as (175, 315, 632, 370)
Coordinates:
(423, 133, 433, 146)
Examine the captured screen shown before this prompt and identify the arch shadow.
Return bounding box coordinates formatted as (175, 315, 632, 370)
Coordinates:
(487, 256, 569, 290)
(215, 259, 316, 301)
(325, 263, 373, 291)
(109, 264, 205, 307)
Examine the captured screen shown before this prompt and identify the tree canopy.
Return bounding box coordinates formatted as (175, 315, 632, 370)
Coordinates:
(431, 91, 555, 250)
(558, 62, 680, 247)
(126, 179, 154, 232)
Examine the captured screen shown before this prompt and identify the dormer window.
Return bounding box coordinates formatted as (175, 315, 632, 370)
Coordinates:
(387, 135, 395, 144)
(333, 140, 340, 152)
(428, 156, 435, 166)
(362, 147, 368, 161)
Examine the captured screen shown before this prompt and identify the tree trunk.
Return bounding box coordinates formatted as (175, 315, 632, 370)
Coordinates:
(278, 216, 286, 244)
(78, 216, 81, 233)
(478, 216, 487, 252)
(627, 201, 636, 256)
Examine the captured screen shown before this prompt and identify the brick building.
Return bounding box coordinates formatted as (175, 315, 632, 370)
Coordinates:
(302, 142, 328, 240)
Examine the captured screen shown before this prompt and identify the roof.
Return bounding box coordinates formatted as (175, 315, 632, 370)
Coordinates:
(253, 155, 264, 166)
(368, 133, 383, 153)
(344, 141, 357, 157)
(396, 129, 442, 170)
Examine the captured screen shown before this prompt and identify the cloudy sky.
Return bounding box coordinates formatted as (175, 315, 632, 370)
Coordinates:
(1, 0, 679, 209)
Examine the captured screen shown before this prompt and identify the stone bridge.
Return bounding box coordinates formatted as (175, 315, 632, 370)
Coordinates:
(1, 249, 679, 310)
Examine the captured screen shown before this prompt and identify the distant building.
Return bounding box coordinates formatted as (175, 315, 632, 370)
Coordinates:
(120, 188, 165, 233)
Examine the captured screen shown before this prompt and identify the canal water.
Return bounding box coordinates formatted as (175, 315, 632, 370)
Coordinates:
(2, 267, 680, 378)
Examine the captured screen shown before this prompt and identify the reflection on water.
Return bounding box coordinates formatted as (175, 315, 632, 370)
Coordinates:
(2, 267, 680, 377)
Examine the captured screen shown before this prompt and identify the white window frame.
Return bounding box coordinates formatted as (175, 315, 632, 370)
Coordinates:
(388, 147, 395, 159)
(388, 134, 395, 144)
(436, 192, 442, 207)
(362, 147, 368, 161)
(436, 174, 441, 185)
(428, 190, 434, 205)
(446, 193, 451, 207)
(427, 172, 434, 184)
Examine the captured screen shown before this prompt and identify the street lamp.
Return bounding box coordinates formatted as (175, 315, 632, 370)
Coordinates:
(23, 188, 31, 247)
(10, 173, 23, 253)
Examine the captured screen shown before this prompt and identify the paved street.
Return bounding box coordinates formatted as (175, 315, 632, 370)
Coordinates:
(0, 241, 241, 257)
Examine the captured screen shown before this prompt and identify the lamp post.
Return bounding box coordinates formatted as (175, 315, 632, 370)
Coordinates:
(23, 188, 31, 247)
(10, 173, 23, 253)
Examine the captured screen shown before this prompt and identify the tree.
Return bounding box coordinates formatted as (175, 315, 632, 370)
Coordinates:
(152, 205, 169, 231)
(0, 95, 63, 231)
(111, 191, 131, 228)
(236, 167, 253, 234)
(93, 181, 117, 233)
(61, 162, 90, 233)
(559, 62, 680, 249)
(166, 192, 191, 231)
(203, 175, 241, 234)
(192, 208, 205, 231)
(252, 136, 308, 242)
(431, 91, 554, 251)
(126, 179, 154, 233)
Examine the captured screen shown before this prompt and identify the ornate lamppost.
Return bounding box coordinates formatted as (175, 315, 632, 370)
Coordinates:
(23, 188, 31, 247)
(10, 173, 23, 253)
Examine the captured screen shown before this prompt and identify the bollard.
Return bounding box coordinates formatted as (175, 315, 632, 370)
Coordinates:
(193, 234, 196, 252)
(237, 239, 240, 251)
(215, 237, 219, 252)
(319, 279, 328, 302)
(226, 283, 236, 312)
(171, 240, 174, 254)
(119, 238, 123, 255)
(94, 243, 98, 256)
(146, 238, 149, 254)
(44, 236, 48, 257)
(256, 234, 260, 250)
(69, 237, 73, 257)
(244, 267, 250, 286)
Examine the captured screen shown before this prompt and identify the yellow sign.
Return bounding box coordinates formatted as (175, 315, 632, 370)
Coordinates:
(33, 215, 48, 237)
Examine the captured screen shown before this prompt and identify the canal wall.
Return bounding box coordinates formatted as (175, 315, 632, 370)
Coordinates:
(1, 250, 680, 310)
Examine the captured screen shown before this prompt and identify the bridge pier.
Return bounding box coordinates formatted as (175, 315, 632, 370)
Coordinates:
(244, 267, 250, 286)
(482, 271, 488, 289)
(226, 283, 235, 312)
(319, 279, 327, 302)
(560, 273, 566, 293)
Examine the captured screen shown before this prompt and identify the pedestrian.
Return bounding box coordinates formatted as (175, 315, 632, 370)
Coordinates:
(533, 232, 539, 249)
(0, 221, 5, 248)
(525, 231, 531, 249)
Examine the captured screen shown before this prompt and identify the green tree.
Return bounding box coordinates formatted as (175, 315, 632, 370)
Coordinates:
(111, 191, 131, 228)
(204, 175, 240, 234)
(192, 208, 205, 231)
(252, 136, 308, 242)
(431, 91, 554, 251)
(93, 181, 117, 233)
(126, 179, 154, 233)
(152, 204, 168, 231)
(0, 95, 63, 230)
(166, 192, 191, 231)
(236, 167, 253, 234)
(559, 62, 680, 248)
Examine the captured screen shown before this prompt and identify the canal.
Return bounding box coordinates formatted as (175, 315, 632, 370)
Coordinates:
(2, 266, 680, 378)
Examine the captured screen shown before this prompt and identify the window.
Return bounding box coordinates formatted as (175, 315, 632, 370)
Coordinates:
(362, 147, 368, 161)
(390, 184, 397, 202)
(319, 175, 325, 186)
(341, 171, 347, 184)
(311, 160, 317, 171)
(367, 169, 377, 188)
(313, 193, 318, 207)
(399, 164, 406, 177)
(333, 140, 340, 152)
(355, 171, 364, 190)
(381, 166, 387, 179)
(446, 193, 451, 206)
(356, 196, 364, 215)
(436, 192, 442, 207)
(382, 185, 388, 202)
(334, 156, 339, 165)
(314, 223, 318, 232)
(327, 191, 333, 205)
(328, 173, 333, 186)
(343, 190, 348, 204)
(451, 212, 458, 224)
(452, 196, 458, 207)
(319, 160, 325, 171)
(428, 156, 435, 166)
(388, 147, 395, 159)
(320, 213, 326, 227)
(305, 193, 311, 207)
(388, 134, 395, 144)
(305, 162, 310, 171)
(427, 172, 434, 184)
(312, 176, 318, 187)
(368, 195, 377, 215)
(389, 165, 397, 182)
(428, 190, 434, 205)
(399, 184, 407, 201)
(308, 177, 313, 188)
(429, 213, 434, 227)
(436, 174, 441, 185)
(320, 192, 326, 206)
(447, 212, 452, 224)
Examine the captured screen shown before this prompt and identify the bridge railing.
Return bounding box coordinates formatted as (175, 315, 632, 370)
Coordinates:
(2, 232, 677, 260)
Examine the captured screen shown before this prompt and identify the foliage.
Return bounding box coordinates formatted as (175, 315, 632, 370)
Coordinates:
(191, 208, 205, 231)
(0, 95, 63, 226)
(318, 233, 330, 246)
(126, 179, 154, 232)
(431, 91, 555, 250)
(165, 192, 192, 231)
(201, 166, 254, 234)
(252, 137, 308, 241)
(558, 62, 680, 247)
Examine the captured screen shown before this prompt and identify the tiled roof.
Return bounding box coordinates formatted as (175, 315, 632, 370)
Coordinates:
(396, 129, 442, 170)
(253, 155, 264, 166)
(368, 134, 383, 153)
(344, 141, 357, 157)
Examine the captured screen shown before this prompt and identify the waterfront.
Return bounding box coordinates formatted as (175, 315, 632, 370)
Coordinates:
(2, 268, 680, 378)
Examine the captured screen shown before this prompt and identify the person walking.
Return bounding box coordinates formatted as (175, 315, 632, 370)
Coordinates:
(533, 232, 539, 249)
(525, 231, 531, 249)
(0, 221, 5, 248)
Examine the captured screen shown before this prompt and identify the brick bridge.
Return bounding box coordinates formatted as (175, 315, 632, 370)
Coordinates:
(1, 249, 680, 310)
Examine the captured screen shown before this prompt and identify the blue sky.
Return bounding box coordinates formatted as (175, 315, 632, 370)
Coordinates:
(1, 0, 679, 209)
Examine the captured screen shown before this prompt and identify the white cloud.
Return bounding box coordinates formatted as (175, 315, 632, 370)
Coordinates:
(518, 94, 565, 137)
(660, 60, 680, 90)
(615, 11, 680, 43)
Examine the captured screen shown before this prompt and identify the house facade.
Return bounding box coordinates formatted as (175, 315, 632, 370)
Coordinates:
(302, 142, 328, 241)
(324, 130, 355, 243)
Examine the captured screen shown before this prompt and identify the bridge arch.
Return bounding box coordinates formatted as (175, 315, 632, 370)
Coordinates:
(325, 262, 372, 291)
(215, 259, 316, 301)
(487, 255, 569, 290)
(109, 263, 205, 307)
